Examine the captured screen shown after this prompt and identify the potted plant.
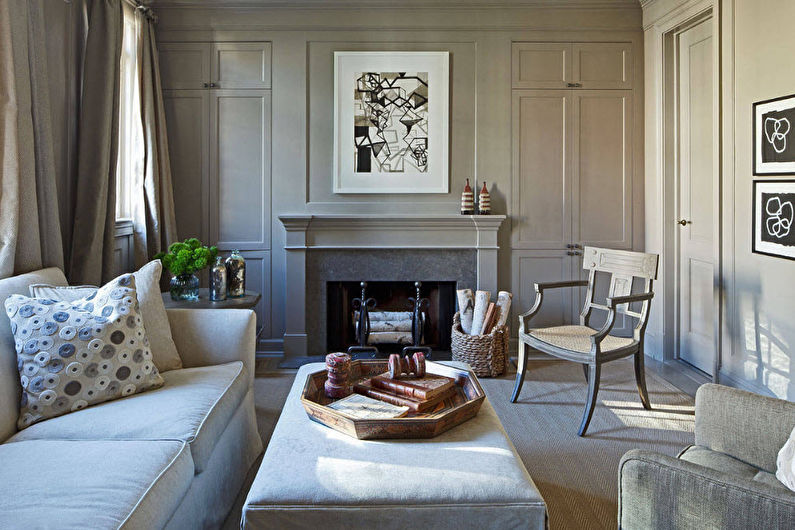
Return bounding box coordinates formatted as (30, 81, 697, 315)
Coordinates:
(155, 238, 218, 301)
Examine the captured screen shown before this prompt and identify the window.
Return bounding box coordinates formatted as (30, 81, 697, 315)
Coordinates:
(115, 3, 144, 220)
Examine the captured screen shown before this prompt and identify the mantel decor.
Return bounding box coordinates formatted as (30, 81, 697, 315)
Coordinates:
(333, 51, 449, 194)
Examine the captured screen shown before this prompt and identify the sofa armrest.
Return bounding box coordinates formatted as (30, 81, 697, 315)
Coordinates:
(619, 449, 795, 530)
(166, 308, 256, 386)
(695, 384, 795, 473)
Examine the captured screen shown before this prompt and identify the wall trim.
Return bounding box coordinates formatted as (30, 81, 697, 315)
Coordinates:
(149, 0, 641, 10)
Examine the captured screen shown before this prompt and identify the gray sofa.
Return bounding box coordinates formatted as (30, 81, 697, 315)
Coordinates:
(0, 268, 263, 529)
(619, 383, 795, 529)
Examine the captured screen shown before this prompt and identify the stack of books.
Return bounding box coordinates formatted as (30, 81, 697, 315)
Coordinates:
(353, 373, 456, 413)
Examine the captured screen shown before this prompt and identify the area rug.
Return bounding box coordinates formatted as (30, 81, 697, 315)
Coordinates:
(227, 359, 695, 529)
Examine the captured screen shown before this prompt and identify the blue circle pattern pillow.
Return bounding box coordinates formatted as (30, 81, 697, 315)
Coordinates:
(5, 273, 164, 429)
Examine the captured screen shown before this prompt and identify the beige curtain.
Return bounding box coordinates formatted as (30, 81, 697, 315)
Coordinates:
(0, 0, 65, 279)
(68, 0, 123, 285)
(132, 7, 178, 267)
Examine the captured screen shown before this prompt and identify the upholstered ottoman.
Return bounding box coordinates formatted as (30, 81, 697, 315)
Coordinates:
(242, 362, 546, 529)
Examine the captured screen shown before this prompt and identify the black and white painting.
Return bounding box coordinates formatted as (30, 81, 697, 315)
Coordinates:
(754, 94, 795, 175)
(334, 52, 449, 193)
(753, 180, 795, 260)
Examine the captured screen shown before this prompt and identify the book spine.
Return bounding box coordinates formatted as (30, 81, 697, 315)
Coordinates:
(370, 378, 428, 400)
(353, 385, 421, 411)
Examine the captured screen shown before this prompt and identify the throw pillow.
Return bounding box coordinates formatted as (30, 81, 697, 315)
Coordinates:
(6, 273, 165, 429)
(29, 260, 183, 372)
(776, 424, 795, 491)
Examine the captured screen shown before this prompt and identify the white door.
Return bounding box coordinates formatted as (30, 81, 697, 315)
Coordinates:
(677, 19, 715, 374)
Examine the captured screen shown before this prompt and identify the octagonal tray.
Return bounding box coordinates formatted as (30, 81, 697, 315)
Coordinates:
(300, 360, 486, 439)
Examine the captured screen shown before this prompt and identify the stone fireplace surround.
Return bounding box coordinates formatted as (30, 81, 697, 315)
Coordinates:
(279, 214, 506, 358)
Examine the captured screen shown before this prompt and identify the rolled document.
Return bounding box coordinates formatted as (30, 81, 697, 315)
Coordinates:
(456, 289, 475, 333)
(494, 291, 513, 328)
(470, 290, 491, 336)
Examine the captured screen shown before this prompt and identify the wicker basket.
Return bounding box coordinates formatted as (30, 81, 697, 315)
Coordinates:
(450, 312, 508, 377)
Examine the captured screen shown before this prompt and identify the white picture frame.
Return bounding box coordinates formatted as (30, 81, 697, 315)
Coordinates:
(333, 51, 449, 194)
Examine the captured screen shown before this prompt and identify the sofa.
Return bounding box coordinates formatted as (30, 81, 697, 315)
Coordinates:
(0, 268, 264, 529)
(619, 383, 795, 529)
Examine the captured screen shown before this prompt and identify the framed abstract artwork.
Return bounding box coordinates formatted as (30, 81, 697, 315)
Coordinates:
(753, 180, 795, 260)
(753, 94, 795, 175)
(333, 51, 449, 194)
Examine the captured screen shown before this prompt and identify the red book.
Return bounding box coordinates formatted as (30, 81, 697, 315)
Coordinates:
(353, 379, 456, 413)
(370, 374, 455, 401)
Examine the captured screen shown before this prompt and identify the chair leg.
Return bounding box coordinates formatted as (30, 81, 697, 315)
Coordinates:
(582, 363, 589, 382)
(634, 351, 652, 410)
(510, 340, 528, 403)
(578, 363, 601, 436)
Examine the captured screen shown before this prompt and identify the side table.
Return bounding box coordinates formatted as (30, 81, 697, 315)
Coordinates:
(161, 288, 263, 338)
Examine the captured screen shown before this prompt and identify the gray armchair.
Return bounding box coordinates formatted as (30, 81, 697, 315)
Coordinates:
(619, 383, 795, 529)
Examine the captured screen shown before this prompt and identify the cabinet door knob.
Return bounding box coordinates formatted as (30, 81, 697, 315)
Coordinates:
(209, 82, 217, 88)
(203, 82, 209, 88)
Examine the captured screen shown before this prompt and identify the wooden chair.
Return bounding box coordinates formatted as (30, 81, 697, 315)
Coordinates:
(511, 246, 659, 436)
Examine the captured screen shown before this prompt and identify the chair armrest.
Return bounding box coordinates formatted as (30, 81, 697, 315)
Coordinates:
(606, 291, 654, 307)
(535, 280, 588, 292)
(695, 384, 795, 473)
(518, 280, 588, 333)
(166, 308, 257, 386)
(619, 449, 795, 529)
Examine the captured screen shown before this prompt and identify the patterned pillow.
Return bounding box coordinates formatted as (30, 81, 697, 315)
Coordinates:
(5, 273, 164, 429)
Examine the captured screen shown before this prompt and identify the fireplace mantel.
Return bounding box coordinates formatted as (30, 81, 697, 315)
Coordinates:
(278, 214, 506, 358)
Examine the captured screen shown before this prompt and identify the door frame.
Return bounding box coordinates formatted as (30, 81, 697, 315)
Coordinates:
(652, 1, 722, 381)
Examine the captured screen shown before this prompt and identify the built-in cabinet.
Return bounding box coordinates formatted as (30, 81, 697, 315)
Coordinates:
(160, 41, 273, 348)
(511, 42, 635, 330)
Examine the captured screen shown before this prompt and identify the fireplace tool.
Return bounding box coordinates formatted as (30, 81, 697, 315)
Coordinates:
(347, 281, 379, 359)
(402, 281, 433, 360)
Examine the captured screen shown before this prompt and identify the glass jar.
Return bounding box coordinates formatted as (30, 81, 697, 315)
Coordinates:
(225, 249, 246, 298)
(209, 256, 227, 301)
(169, 273, 199, 301)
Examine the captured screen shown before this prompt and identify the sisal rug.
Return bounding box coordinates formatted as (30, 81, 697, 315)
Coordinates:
(226, 359, 695, 529)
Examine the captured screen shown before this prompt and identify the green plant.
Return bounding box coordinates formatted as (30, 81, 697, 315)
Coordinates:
(154, 238, 218, 277)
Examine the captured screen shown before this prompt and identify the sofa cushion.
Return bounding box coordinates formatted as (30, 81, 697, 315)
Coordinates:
(0, 268, 68, 442)
(6, 272, 164, 429)
(0, 439, 193, 529)
(680, 445, 792, 492)
(9, 361, 247, 474)
(31, 260, 183, 373)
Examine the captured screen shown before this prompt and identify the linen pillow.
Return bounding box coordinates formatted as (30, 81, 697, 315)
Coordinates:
(6, 273, 165, 429)
(776, 424, 795, 491)
(29, 260, 183, 372)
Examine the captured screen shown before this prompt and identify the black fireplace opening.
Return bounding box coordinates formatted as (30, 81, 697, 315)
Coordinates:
(326, 281, 456, 354)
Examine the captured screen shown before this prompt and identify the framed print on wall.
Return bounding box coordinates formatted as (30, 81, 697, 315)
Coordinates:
(333, 51, 449, 194)
(753, 180, 795, 260)
(753, 94, 795, 175)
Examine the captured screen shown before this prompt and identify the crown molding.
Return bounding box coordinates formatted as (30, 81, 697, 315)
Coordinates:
(147, 0, 641, 10)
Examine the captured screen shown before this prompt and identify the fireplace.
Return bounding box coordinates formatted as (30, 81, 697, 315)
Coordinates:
(326, 280, 456, 353)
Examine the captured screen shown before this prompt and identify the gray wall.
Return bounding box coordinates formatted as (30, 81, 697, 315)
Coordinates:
(719, 0, 795, 399)
(154, 2, 643, 353)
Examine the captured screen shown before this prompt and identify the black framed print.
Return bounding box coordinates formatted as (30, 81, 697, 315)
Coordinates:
(753, 180, 795, 260)
(754, 94, 795, 175)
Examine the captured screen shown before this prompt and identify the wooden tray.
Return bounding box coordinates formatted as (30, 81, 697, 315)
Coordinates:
(300, 360, 486, 439)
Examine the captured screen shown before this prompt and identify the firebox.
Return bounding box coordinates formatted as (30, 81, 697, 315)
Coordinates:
(326, 281, 456, 354)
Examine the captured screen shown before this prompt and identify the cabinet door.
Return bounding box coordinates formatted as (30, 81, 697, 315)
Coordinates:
(211, 43, 272, 89)
(159, 43, 211, 90)
(512, 90, 571, 249)
(512, 43, 572, 89)
(210, 89, 272, 250)
(163, 89, 210, 242)
(512, 250, 577, 329)
(571, 90, 633, 250)
(572, 43, 632, 90)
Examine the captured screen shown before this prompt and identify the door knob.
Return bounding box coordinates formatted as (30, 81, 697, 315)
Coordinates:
(677, 219, 691, 226)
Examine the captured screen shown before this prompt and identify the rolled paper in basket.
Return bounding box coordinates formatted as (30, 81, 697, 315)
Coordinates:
(456, 289, 474, 334)
(470, 290, 491, 336)
(494, 291, 513, 328)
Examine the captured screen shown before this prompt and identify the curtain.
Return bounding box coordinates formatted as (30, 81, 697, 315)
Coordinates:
(68, 0, 123, 285)
(0, 0, 65, 279)
(132, 7, 178, 267)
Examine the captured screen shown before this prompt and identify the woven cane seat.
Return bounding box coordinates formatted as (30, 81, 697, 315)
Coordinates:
(526, 325, 636, 354)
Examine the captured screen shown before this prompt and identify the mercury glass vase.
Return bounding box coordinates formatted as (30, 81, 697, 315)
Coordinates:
(170, 273, 200, 301)
(225, 249, 246, 298)
(209, 256, 227, 301)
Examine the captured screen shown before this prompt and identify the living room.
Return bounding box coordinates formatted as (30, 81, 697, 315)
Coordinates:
(1, 0, 794, 528)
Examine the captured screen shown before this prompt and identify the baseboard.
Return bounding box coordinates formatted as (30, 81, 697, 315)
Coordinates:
(717, 369, 777, 398)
